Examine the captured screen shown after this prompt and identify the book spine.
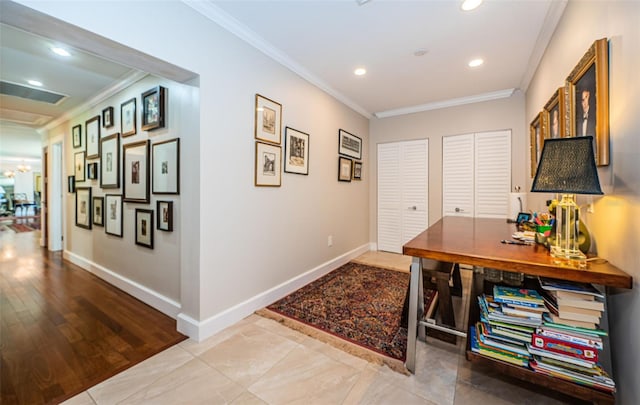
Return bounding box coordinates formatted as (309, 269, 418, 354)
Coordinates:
(537, 328, 603, 349)
(493, 296, 542, 308)
(531, 334, 598, 362)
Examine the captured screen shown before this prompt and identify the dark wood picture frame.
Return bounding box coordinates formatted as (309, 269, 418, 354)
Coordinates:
(92, 196, 104, 227)
(254, 94, 282, 145)
(74, 151, 86, 182)
(68, 175, 75, 193)
(100, 133, 120, 189)
(141, 86, 166, 131)
(102, 106, 114, 128)
(543, 87, 566, 139)
(135, 208, 154, 249)
(75, 187, 92, 230)
(123, 140, 150, 203)
(105, 194, 123, 237)
(85, 115, 101, 159)
(353, 161, 363, 181)
(87, 162, 98, 180)
(157, 200, 173, 232)
(152, 138, 180, 194)
(284, 127, 310, 175)
(121, 97, 137, 137)
(567, 38, 609, 166)
(338, 156, 353, 182)
(72, 124, 82, 149)
(338, 129, 362, 160)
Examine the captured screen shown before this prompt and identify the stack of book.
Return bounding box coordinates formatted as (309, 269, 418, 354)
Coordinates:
(528, 277, 615, 393)
(471, 286, 546, 367)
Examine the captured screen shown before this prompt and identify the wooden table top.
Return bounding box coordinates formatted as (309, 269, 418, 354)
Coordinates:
(403, 216, 632, 289)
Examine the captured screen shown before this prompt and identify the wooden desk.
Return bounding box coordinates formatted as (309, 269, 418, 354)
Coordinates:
(402, 216, 632, 403)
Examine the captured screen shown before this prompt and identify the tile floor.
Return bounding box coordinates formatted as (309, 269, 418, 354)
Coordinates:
(62, 252, 578, 405)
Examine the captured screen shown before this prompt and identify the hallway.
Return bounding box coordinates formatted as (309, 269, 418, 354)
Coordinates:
(0, 230, 186, 404)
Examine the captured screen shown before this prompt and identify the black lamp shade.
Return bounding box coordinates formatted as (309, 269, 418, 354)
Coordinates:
(531, 136, 603, 195)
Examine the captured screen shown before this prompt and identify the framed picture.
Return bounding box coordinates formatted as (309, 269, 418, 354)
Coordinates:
(255, 141, 281, 187)
(567, 38, 609, 166)
(75, 187, 91, 230)
(284, 127, 309, 175)
(68, 175, 75, 193)
(543, 87, 566, 139)
(135, 209, 154, 249)
(529, 112, 544, 178)
(338, 156, 353, 182)
(87, 162, 98, 180)
(152, 138, 180, 194)
(102, 106, 114, 128)
(157, 200, 173, 232)
(72, 124, 82, 149)
(86, 115, 100, 158)
(254, 94, 282, 144)
(93, 196, 104, 226)
(141, 86, 166, 131)
(105, 194, 123, 237)
(100, 133, 120, 189)
(74, 151, 86, 182)
(353, 161, 363, 181)
(121, 97, 137, 137)
(338, 129, 362, 160)
(123, 140, 150, 203)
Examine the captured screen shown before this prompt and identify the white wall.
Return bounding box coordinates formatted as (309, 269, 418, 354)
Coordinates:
(17, 1, 370, 338)
(525, 1, 640, 403)
(369, 94, 526, 242)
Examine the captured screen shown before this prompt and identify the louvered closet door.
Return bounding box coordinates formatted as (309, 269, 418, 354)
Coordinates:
(442, 134, 474, 217)
(475, 131, 511, 218)
(377, 140, 428, 253)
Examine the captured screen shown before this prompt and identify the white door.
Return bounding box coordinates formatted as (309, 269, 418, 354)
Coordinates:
(377, 140, 428, 253)
(442, 130, 511, 218)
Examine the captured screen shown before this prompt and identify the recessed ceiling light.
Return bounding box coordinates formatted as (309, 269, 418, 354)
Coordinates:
(354, 68, 367, 76)
(468, 58, 484, 68)
(51, 47, 71, 57)
(27, 80, 43, 87)
(356, 0, 372, 5)
(413, 49, 429, 57)
(461, 0, 483, 11)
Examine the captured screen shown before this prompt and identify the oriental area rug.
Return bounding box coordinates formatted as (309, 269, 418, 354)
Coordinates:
(257, 262, 437, 374)
(0, 216, 41, 233)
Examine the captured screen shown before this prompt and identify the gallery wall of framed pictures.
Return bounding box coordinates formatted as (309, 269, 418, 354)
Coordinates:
(67, 79, 179, 252)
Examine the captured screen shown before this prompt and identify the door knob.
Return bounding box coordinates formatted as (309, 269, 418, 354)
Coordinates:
(409, 206, 417, 210)
(455, 207, 463, 212)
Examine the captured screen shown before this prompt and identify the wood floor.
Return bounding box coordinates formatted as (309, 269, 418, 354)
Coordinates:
(0, 229, 186, 405)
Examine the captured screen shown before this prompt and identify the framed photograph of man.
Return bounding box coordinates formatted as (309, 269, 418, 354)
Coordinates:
(121, 97, 137, 137)
(105, 194, 123, 237)
(93, 196, 104, 227)
(338, 129, 362, 160)
(72, 124, 82, 149)
(102, 106, 114, 128)
(123, 140, 150, 203)
(135, 209, 154, 249)
(543, 87, 566, 139)
(567, 38, 609, 166)
(141, 86, 166, 131)
(86, 115, 101, 158)
(74, 151, 86, 182)
(152, 138, 180, 194)
(254, 94, 282, 145)
(100, 133, 120, 189)
(157, 200, 173, 232)
(284, 127, 309, 175)
(75, 187, 92, 230)
(338, 156, 353, 182)
(529, 112, 544, 178)
(255, 141, 281, 187)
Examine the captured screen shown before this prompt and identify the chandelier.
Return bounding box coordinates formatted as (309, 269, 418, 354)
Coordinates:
(3, 162, 31, 178)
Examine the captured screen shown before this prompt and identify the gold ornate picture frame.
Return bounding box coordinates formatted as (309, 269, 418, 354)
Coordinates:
(529, 112, 544, 178)
(543, 87, 566, 139)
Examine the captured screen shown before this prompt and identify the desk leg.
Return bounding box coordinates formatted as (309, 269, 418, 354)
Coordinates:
(406, 256, 423, 374)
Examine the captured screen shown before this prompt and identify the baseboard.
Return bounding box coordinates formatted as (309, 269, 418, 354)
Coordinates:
(178, 242, 371, 342)
(63, 250, 181, 318)
(369, 242, 378, 251)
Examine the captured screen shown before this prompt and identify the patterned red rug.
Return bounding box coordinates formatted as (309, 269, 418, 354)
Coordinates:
(258, 262, 437, 373)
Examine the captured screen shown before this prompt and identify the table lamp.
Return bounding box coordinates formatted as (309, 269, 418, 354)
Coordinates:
(531, 136, 603, 260)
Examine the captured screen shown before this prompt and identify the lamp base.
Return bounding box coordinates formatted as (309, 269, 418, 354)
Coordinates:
(550, 246, 586, 260)
(551, 194, 585, 260)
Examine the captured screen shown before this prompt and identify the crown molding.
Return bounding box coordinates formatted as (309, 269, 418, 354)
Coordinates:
(181, 0, 372, 119)
(374, 88, 517, 119)
(40, 71, 148, 134)
(519, 0, 568, 92)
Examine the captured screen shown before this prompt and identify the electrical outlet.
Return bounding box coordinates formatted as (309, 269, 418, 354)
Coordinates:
(327, 235, 333, 247)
